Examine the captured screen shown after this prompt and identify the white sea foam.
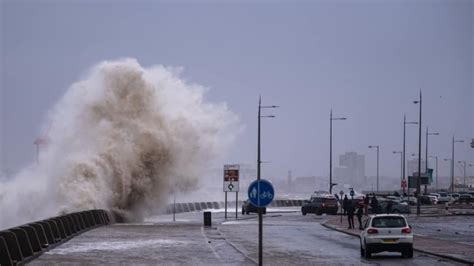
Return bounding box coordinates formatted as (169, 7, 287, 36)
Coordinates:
(0, 58, 239, 229)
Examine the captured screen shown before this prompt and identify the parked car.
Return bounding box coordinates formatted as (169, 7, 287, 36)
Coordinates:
(449, 193, 460, 200)
(436, 195, 454, 204)
(301, 195, 338, 215)
(455, 194, 473, 204)
(438, 192, 448, 197)
(418, 195, 434, 205)
(360, 214, 414, 258)
(241, 199, 266, 215)
(369, 199, 410, 214)
(401, 197, 417, 206)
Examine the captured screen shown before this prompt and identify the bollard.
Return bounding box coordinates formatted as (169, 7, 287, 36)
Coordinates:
(203, 212, 212, 227)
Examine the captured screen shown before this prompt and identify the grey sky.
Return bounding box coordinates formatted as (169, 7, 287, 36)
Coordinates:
(1, 0, 473, 183)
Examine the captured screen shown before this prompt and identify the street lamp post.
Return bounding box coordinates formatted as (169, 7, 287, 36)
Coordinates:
(403, 115, 418, 196)
(425, 127, 439, 193)
(413, 91, 422, 216)
(368, 145, 380, 193)
(329, 109, 347, 194)
(257, 96, 278, 266)
(451, 137, 464, 192)
(429, 156, 438, 190)
(393, 151, 402, 190)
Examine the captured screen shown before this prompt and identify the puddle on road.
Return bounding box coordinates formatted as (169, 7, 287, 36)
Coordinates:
(46, 239, 189, 255)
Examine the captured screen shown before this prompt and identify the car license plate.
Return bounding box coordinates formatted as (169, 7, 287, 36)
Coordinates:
(382, 239, 398, 243)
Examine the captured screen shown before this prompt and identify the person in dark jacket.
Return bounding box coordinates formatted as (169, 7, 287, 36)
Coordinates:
(343, 195, 349, 215)
(347, 200, 355, 229)
(356, 204, 364, 229)
(370, 196, 379, 214)
(363, 196, 369, 215)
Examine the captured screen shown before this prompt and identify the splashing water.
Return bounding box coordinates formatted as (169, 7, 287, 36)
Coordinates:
(0, 59, 239, 229)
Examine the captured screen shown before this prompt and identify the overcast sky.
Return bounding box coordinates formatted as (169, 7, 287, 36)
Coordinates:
(1, 0, 473, 182)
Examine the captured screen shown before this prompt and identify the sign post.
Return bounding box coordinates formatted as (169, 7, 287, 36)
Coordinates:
(248, 179, 274, 266)
(224, 164, 240, 219)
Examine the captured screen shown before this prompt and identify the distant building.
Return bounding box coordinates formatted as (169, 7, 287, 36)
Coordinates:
(333, 152, 365, 187)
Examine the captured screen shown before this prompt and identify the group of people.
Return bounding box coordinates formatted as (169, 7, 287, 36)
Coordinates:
(342, 194, 380, 230)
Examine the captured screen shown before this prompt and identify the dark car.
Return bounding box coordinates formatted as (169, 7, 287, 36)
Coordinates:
(418, 195, 434, 205)
(301, 196, 338, 215)
(242, 199, 266, 215)
(455, 194, 473, 204)
(376, 200, 411, 214)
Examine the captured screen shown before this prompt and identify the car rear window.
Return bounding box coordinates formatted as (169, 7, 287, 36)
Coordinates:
(371, 217, 406, 228)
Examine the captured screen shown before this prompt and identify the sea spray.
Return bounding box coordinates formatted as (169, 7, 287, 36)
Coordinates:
(0, 59, 239, 229)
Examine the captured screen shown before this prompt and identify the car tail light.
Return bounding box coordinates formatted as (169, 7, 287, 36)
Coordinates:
(367, 228, 378, 234)
(322, 203, 325, 208)
(402, 228, 411, 234)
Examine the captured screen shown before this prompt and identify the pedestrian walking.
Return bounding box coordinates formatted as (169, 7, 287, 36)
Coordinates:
(343, 195, 349, 216)
(347, 200, 355, 229)
(363, 195, 369, 215)
(356, 204, 364, 230)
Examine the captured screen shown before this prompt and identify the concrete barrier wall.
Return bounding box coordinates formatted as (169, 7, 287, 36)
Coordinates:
(0, 236, 13, 266)
(0, 209, 111, 265)
(164, 199, 304, 215)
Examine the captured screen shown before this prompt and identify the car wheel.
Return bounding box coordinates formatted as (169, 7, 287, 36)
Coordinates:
(364, 243, 372, 258)
(242, 208, 245, 215)
(302, 212, 307, 216)
(246, 211, 249, 215)
(316, 211, 323, 215)
(360, 245, 364, 257)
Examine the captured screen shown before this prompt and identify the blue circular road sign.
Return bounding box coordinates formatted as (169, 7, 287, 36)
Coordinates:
(248, 179, 274, 207)
(350, 190, 355, 197)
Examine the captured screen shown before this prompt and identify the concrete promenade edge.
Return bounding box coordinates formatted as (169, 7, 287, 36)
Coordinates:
(322, 215, 474, 265)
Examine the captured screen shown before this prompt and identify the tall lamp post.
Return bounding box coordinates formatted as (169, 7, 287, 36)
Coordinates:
(425, 127, 439, 193)
(413, 91, 422, 216)
(368, 145, 380, 193)
(429, 156, 439, 190)
(257, 96, 278, 266)
(403, 115, 418, 196)
(451, 137, 464, 192)
(329, 110, 347, 194)
(393, 151, 402, 190)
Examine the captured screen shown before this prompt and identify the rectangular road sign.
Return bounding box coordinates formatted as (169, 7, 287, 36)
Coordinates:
(224, 164, 240, 192)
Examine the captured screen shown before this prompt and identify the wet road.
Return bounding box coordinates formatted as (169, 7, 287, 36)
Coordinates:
(32, 209, 464, 265)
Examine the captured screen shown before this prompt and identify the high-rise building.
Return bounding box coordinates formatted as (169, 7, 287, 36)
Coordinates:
(333, 152, 365, 187)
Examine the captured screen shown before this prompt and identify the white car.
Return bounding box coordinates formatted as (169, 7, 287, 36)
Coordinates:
(360, 214, 414, 258)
